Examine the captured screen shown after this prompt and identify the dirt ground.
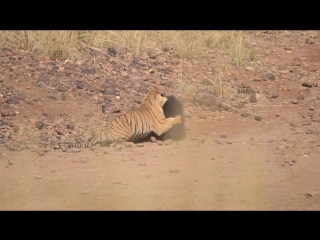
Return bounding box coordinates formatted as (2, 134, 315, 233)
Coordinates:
(1, 31, 320, 210)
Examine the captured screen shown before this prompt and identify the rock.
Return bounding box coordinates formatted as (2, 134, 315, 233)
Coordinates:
(254, 115, 262, 121)
(163, 47, 170, 52)
(297, 95, 304, 100)
(122, 142, 135, 148)
(13, 91, 26, 100)
(37, 81, 46, 88)
(147, 50, 157, 59)
(61, 93, 68, 101)
(71, 149, 81, 153)
(220, 133, 227, 138)
(55, 129, 64, 135)
(38, 151, 45, 156)
(35, 121, 44, 130)
(241, 112, 250, 117)
(250, 93, 262, 103)
(209, 106, 219, 112)
(82, 68, 95, 75)
(245, 66, 254, 71)
(306, 191, 320, 197)
(270, 92, 279, 99)
(8, 159, 14, 165)
(170, 169, 180, 173)
(57, 85, 68, 92)
(290, 122, 297, 127)
(6, 98, 19, 104)
(214, 140, 225, 145)
(85, 112, 94, 117)
(264, 72, 275, 81)
(193, 89, 222, 107)
(164, 139, 173, 145)
(150, 136, 157, 142)
(111, 181, 121, 185)
(47, 93, 58, 100)
(107, 47, 117, 57)
(198, 114, 207, 119)
(292, 100, 298, 104)
(162, 95, 185, 136)
(238, 85, 255, 94)
(302, 82, 313, 88)
(220, 102, 232, 111)
(34, 175, 43, 179)
(67, 124, 74, 130)
(279, 69, 289, 74)
(77, 82, 85, 89)
(97, 97, 105, 104)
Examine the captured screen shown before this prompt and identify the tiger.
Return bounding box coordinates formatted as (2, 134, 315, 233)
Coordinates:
(53, 90, 182, 149)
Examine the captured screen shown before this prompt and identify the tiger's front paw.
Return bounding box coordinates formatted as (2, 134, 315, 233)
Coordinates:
(175, 115, 182, 124)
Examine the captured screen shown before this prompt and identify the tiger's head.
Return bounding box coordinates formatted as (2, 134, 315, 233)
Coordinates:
(142, 90, 168, 108)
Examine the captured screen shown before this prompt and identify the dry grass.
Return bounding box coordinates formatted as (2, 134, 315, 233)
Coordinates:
(0, 31, 257, 96)
(0, 30, 255, 64)
(211, 67, 224, 98)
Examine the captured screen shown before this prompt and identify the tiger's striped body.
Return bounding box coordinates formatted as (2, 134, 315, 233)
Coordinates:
(54, 90, 182, 149)
(87, 90, 181, 147)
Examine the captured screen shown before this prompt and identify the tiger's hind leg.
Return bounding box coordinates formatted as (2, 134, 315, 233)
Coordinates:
(152, 115, 182, 137)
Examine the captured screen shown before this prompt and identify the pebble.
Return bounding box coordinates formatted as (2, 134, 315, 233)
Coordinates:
(254, 115, 262, 121)
(34, 175, 43, 179)
(67, 124, 74, 130)
(220, 133, 227, 138)
(241, 112, 250, 117)
(306, 191, 320, 198)
(35, 121, 44, 130)
(8, 159, 14, 165)
(245, 66, 254, 71)
(198, 114, 207, 119)
(170, 169, 180, 173)
(215, 140, 225, 145)
(164, 139, 173, 145)
(38, 151, 45, 156)
(111, 181, 122, 185)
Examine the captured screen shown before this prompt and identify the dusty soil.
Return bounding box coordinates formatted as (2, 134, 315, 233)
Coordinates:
(1, 30, 320, 210)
